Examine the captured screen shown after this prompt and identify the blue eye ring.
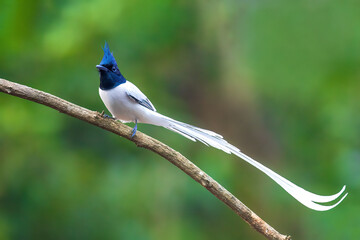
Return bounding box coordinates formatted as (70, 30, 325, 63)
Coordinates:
(112, 66, 117, 72)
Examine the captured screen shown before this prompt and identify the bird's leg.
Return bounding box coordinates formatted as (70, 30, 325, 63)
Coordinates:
(100, 110, 115, 120)
(131, 119, 138, 138)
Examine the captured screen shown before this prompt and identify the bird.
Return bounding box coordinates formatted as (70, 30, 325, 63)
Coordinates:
(96, 42, 347, 211)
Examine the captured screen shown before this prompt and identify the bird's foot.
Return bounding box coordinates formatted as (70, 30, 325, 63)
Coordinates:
(131, 120, 138, 138)
(100, 110, 115, 120)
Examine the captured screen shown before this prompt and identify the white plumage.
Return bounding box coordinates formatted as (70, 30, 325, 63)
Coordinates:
(99, 80, 347, 211)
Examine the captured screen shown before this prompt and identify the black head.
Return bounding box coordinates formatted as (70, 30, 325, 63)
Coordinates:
(96, 42, 126, 90)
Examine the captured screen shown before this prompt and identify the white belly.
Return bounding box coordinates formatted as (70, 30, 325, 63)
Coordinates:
(99, 82, 159, 124)
(99, 85, 135, 122)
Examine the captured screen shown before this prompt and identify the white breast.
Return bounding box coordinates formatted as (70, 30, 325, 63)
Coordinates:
(99, 81, 159, 124)
(99, 83, 134, 122)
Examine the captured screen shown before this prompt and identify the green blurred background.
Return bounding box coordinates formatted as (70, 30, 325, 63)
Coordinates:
(0, 0, 359, 239)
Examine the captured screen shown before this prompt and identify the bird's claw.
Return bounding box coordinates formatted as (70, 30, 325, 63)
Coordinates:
(131, 120, 138, 138)
(131, 126, 137, 138)
(100, 111, 115, 120)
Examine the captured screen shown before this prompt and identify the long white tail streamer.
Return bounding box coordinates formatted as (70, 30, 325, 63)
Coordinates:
(152, 113, 347, 211)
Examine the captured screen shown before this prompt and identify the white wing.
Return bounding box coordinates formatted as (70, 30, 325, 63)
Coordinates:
(125, 81, 156, 112)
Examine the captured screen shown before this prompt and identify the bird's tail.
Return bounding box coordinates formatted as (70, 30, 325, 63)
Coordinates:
(149, 112, 347, 211)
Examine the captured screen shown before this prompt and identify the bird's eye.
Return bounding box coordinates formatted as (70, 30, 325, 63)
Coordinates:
(112, 66, 117, 72)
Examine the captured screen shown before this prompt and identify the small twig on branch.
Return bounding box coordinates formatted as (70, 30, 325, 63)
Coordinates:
(0, 78, 291, 240)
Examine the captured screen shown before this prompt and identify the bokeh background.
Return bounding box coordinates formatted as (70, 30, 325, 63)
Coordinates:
(0, 0, 359, 239)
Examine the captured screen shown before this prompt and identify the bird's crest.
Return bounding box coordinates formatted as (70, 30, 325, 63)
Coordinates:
(100, 41, 117, 66)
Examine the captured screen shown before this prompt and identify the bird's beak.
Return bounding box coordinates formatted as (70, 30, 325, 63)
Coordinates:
(96, 65, 108, 72)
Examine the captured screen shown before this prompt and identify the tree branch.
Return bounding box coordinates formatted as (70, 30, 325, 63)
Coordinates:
(0, 78, 291, 240)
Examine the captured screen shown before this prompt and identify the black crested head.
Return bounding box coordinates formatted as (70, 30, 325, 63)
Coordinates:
(96, 42, 126, 90)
